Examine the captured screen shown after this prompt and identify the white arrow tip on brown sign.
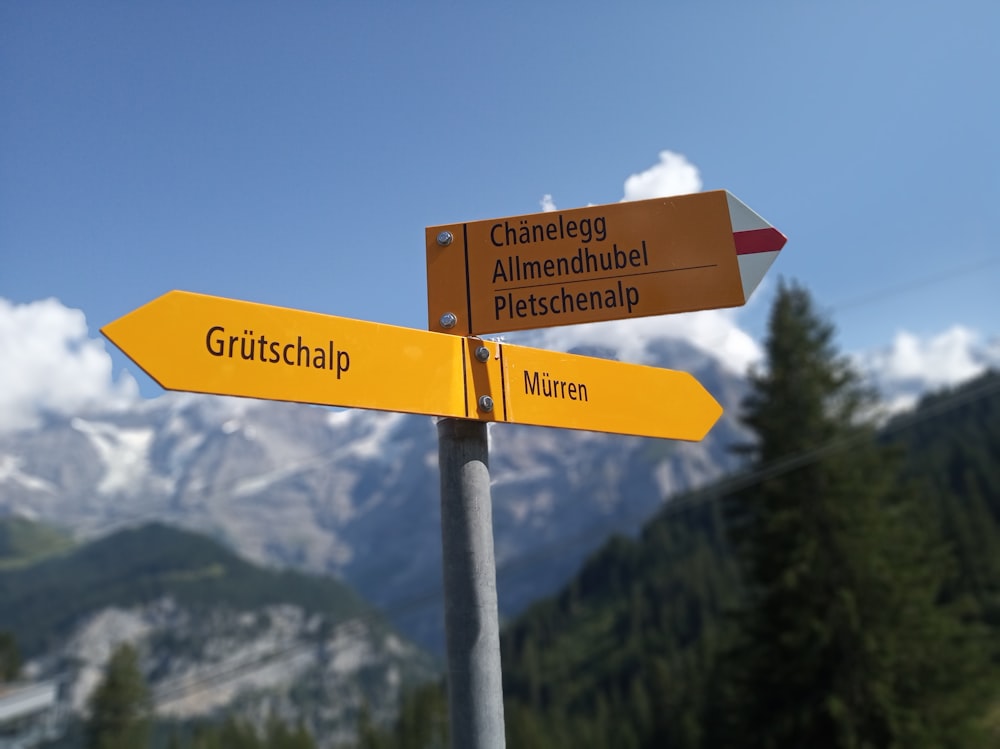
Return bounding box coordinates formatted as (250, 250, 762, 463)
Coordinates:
(726, 192, 787, 300)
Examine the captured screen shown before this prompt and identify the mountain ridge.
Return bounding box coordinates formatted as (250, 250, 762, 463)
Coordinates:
(0, 333, 752, 651)
(0, 520, 437, 746)
(2, 323, 997, 652)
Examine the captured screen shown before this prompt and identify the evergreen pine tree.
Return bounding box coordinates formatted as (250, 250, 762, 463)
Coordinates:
(0, 631, 20, 682)
(215, 716, 262, 749)
(393, 682, 448, 749)
(266, 717, 316, 749)
(355, 702, 390, 749)
(85, 643, 151, 749)
(718, 280, 987, 748)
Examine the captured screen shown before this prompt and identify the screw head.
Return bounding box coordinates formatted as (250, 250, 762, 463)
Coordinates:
(436, 231, 453, 247)
(439, 312, 458, 329)
(478, 395, 494, 412)
(474, 345, 490, 362)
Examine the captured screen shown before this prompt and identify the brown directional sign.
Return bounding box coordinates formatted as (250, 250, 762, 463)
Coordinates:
(102, 291, 722, 441)
(426, 190, 786, 336)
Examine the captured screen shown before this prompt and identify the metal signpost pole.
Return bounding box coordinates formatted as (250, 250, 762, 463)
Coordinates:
(437, 417, 506, 749)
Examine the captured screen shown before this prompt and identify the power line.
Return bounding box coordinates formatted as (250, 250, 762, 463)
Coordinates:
(830, 254, 1000, 313)
(56, 385, 1000, 713)
(146, 374, 1000, 708)
(646, 372, 1000, 523)
(33, 259, 1000, 706)
(77, 251, 1000, 569)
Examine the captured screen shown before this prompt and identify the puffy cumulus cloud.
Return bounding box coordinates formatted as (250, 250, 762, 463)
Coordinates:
(860, 326, 995, 387)
(522, 307, 763, 376)
(0, 298, 139, 433)
(855, 325, 1000, 413)
(541, 148, 702, 214)
(622, 150, 702, 202)
(515, 318, 997, 415)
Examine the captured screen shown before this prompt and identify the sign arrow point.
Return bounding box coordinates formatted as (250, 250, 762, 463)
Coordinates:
(725, 192, 787, 299)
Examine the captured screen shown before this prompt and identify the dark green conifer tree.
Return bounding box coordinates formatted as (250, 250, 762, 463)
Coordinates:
(85, 643, 151, 749)
(214, 717, 262, 749)
(266, 716, 316, 749)
(717, 280, 987, 748)
(392, 682, 448, 749)
(355, 702, 390, 749)
(0, 631, 20, 682)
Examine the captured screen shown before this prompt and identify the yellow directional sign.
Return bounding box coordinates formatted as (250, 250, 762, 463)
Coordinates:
(103, 291, 722, 441)
(467, 340, 722, 442)
(426, 190, 786, 336)
(101, 290, 469, 418)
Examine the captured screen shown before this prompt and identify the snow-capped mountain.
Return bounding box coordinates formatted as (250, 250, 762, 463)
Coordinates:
(2, 313, 997, 651)
(0, 325, 752, 651)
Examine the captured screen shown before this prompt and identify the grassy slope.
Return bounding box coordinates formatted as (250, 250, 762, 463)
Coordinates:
(0, 522, 379, 656)
(0, 516, 75, 570)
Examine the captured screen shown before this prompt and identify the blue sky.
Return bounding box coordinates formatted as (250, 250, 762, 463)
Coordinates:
(2, 2, 998, 411)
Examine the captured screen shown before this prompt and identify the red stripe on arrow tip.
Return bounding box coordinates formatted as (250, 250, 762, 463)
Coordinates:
(733, 228, 787, 255)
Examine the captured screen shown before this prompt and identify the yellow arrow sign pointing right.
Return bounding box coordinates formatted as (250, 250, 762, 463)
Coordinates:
(466, 339, 722, 442)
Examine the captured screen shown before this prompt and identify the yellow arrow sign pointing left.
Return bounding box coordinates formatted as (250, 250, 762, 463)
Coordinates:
(101, 290, 471, 418)
(102, 291, 723, 441)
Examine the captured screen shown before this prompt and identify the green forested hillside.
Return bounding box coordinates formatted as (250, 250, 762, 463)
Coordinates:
(501, 377, 1000, 747)
(0, 522, 376, 656)
(889, 371, 1000, 627)
(0, 515, 74, 569)
(501, 378, 1000, 746)
(360, 289, 1000, 748)
(500, 497, 738, 748)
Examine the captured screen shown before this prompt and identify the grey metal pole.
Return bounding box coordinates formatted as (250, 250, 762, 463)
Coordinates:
(437, 417, 506, 749)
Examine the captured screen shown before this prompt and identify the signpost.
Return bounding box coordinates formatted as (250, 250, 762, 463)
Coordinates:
(101, 189, 785, 749)
(426, 190, 786, 336)
(102, 291, 723, 441)
(422, 189, 784, 748)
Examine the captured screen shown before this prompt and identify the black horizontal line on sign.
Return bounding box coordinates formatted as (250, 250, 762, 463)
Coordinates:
(495, 264, 719, 292)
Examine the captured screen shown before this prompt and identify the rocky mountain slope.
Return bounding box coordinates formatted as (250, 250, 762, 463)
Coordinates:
(0, 331, 752, 651)
(0, 522, 435, 746)
(8, 321, 993, 652)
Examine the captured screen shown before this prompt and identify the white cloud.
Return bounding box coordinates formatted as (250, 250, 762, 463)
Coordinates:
(855, 325, 1000, 413)
(517, 307, 763, 376)
(0, 297, 139, 433)
(621, 150, 702, 201)
(859, 326, 995, 388)
(516, 317, 997, 414)
(540, 148, 702, 216)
